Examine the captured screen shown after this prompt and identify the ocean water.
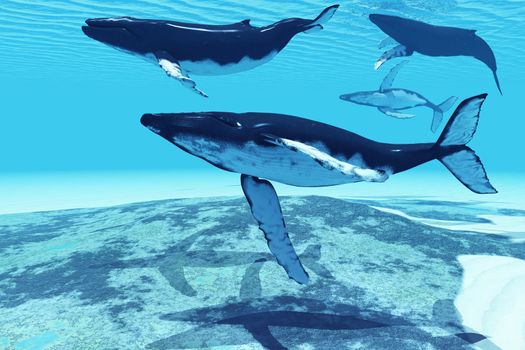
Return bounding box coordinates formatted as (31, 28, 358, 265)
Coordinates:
(1, 0, 525, 349)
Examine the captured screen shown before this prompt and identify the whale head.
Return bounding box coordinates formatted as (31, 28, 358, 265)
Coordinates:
(340, 91, 382, 106)
(368, 14, 410, 40)
(368, 14, 392, 29)
(141, 112, 248, 169)
(340, 92, 365, 104)
(82, 17, 150, 54)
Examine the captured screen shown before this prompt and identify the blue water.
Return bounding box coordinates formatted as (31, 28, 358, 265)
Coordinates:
(2, 0, 524, 174)
(1, 1, 525, 349)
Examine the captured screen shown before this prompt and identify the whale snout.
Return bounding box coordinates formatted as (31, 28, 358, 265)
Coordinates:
(141, 113, 209, 138)
(368, 13, 399, 33)
(339, 93, 360, 103)
(82, 17, 145, 52)
(140, 114, 163, 135)
(84, 17, 134, 28)
(141, 112, 244, 148)
(369, 14, 387, 26)
(82, 24, 133, 45)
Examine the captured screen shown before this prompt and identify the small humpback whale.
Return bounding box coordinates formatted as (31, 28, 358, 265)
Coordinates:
(81, 5, 339, 97)
(339, 61, 458, 132)
(369, 14, 502, 94)
(141, 94, 496, 284)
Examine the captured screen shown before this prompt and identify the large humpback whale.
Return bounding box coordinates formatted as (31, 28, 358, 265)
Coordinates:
(81, 5, 339, 97)
(340, 61, 458, 132)
(141, 94, 496, 284)
(369, 14, 502, 94)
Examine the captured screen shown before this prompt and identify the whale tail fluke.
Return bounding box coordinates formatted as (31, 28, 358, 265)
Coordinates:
(303, 4, 339, 33)
(435, 94, 497, 194)
(431, 96, 458, 133)
(493, 70, 503, 95)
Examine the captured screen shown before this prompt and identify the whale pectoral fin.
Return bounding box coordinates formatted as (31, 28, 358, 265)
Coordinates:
(379, 60, 408, 91)
(239, 258, 267, 300)
(156, 54, 208, 98)
(262, 135, 388, 182)
(378, 107, 415, 119)
(159, 260, 197, 297)
(378, 36, 398, 49)
(374, 44, 413, 70)
(240, 174, 309, 284)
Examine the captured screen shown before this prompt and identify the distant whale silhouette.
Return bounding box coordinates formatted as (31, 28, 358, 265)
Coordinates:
(340, 61, 458, 132)
(141, 94, 496, 284)
(81, 5, 339, 97)
(149, 296, 488, 349)
(369, 14, 502, 94)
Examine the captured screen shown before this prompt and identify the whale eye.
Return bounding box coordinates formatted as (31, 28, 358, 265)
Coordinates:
(213, 115, 242, 128)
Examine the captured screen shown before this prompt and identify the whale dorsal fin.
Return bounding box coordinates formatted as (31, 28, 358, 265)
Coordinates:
(380, 60, 408, 92)
(230, 19, 252, 28)
(263, 135, 388, 182)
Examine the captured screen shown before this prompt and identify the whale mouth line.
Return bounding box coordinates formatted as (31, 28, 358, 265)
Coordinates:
(84, 18, 129, 29)
(140, 114, 207, 131)
(82, 19, 140, 45)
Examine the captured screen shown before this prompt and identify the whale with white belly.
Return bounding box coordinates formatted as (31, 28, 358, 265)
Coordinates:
(340, 61, 458, 132)
(82, 5, 339, 97)
(141, 94, 496, 284)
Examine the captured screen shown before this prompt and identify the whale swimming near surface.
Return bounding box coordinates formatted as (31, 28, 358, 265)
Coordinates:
(340, 61, 458, 132)
(369, 14, 502, 94)
(81, 5, 339, 97)
(141, 94, 496, 284)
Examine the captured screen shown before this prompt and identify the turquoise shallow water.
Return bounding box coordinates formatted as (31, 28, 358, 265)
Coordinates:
(1, 1, 525, 349)
(1, 0, 525, 175)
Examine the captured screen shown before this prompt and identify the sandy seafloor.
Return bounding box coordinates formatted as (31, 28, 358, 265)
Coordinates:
(1, 195, 524, 350)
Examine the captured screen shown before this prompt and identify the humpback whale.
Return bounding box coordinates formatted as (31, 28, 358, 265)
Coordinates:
(340, 61, 458, 132)
(141, 94, 496, 284)
(81, 5, 339, 97)
(369, 14, 502, 94)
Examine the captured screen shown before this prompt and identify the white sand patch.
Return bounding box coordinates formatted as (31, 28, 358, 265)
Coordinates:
(455, 255, 525, 350)
(370, 206, 525, 241)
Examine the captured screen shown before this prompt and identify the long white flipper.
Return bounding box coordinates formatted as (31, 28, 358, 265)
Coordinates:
(379, 60, 408, 92)
(240, 174, 309, 284)
(378, 107, 415, 119)
(156, 53, 208, 98)
(264, 135, 388, 182)
(375, 44, 413, 70)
